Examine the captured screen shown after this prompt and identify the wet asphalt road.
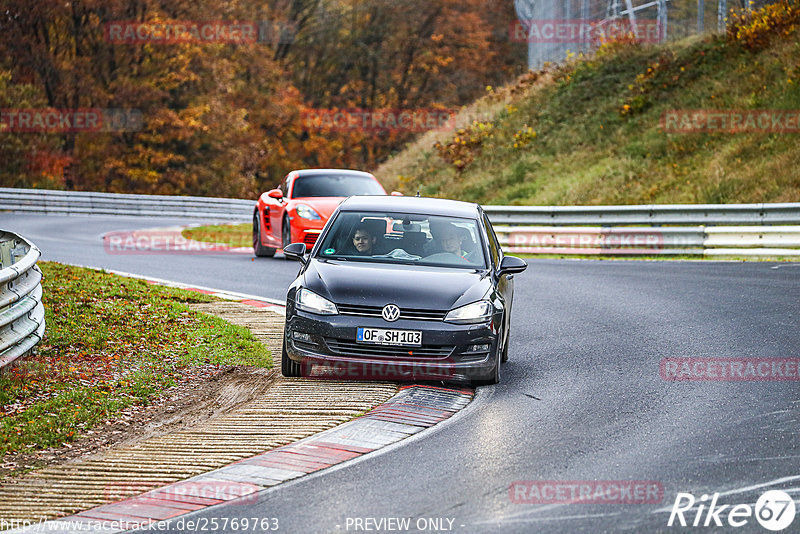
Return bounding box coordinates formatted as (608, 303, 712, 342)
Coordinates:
(3, 214, 799, 533)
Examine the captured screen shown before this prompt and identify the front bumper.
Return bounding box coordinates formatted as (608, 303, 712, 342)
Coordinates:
(289, 218, 325, 250)
(285, 310, 499, 383)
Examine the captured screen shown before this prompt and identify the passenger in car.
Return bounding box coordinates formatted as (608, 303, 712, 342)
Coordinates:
(428, 221, 468, 260)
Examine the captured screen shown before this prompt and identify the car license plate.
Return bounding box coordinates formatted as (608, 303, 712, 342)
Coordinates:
(356, 327, 422, 346)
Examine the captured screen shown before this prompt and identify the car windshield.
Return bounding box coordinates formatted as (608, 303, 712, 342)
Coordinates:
(291, 174, 385, 198)
(315, 210, 487, 269)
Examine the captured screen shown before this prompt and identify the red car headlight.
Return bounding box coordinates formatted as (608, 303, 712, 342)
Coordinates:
(295, 204, 322, 220)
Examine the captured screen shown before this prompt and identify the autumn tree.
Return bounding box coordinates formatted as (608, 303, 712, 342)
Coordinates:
(0, 0, 524, 195)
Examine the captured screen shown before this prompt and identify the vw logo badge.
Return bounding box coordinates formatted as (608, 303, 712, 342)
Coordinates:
(382, 304, 400, 322)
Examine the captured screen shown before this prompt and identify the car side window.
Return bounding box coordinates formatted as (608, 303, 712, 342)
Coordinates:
(483, 214, 501, 268)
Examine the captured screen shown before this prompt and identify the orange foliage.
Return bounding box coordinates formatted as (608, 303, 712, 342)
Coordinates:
(0, 0, 522, 196)
(728, 0, 800, 50)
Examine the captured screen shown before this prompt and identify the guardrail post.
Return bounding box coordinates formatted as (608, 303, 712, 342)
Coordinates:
(0, 238, 13, 269)
(0, 239, 13, 314)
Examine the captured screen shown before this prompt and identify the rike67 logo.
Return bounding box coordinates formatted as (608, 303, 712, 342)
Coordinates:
(668, 490, 796, 531)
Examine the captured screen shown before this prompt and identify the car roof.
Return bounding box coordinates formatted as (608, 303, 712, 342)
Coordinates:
(294, 169, 376, 178)
(339, 195, 481, 219)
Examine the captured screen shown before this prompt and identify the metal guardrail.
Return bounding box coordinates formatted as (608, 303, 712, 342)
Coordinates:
(482, 203, 800, 226)
(494, 226, 706, 255)
(0, 187, 253, 221)
(0, 231, 45, 370)
(2, 188, 800, 256)
(495, 226, 800, 256)
(484, 204, 800, 256)
(3, 188, 800, 226)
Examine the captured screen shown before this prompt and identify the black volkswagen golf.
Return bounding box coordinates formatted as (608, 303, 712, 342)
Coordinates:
(281, 196, 527, 386)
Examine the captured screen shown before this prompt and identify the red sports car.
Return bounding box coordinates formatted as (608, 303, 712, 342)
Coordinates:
(253, 169, 388, 257)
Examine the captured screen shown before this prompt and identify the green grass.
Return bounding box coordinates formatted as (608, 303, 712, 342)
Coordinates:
(0, 262, 271, 457)
(376, 5, 800, 206)
(182, 224, 251, 248)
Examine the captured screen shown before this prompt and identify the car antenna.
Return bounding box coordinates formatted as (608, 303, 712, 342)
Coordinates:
(416, 191, 421, 197)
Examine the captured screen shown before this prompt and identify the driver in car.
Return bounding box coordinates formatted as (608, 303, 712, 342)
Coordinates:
(351, 223, 378, 255)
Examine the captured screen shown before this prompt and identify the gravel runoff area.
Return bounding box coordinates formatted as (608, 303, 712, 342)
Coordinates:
(0, 302, 399, 525)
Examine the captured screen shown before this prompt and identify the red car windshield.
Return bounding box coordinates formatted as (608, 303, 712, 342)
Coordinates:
(291, 174, 385, 198)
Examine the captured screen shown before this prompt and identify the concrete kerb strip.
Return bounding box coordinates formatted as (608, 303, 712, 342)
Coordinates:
(7, 385, 474, 534)
(4, 272, 474, 534)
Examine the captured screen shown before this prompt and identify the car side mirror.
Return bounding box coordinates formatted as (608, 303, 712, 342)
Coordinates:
(267, 188, 283, 200)
(498, 256, 527, 276)
(283, 242, 308, 263)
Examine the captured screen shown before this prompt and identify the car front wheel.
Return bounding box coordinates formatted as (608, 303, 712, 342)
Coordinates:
(281, 217, 292, 256)
(281, 337, 302, 377)
(253, 213, 276, 258)
(501, 318, 510, 363)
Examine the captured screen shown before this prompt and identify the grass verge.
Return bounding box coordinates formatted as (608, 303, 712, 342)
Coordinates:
(0, 262, 271, 458)
(182, 224, 251, 248)
(376, 2, 800, 205)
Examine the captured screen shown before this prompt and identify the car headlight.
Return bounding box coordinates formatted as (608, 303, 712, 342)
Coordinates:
(295, 204, 322, 220)
(444, 300, 493, 324)
(296, 288, 338, 315)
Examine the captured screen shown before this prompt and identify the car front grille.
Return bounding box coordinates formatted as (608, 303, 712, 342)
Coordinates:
(324, 338, 454, 359)
(303, 233, 319, 246)
(336, 304, 447, 321)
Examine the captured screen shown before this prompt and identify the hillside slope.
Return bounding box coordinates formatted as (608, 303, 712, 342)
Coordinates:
(375, 2, 800, 205)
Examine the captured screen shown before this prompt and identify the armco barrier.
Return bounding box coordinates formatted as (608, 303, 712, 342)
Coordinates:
(478, 204, 800, 256)
(0, 231, 45, 370)
(2, 188, 800, 256)
(704, 226, 800, 257)
(0, 188, 252, 221)
(494, 226, 707, 255)
(495, 226, 800, 256)
(482, 203, 800, 226)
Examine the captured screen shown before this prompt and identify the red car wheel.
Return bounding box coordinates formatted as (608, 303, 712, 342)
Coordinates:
(253, 212, 276, 258)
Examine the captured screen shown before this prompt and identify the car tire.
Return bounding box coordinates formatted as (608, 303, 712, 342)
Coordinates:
(281, 337, 302, 377)
(281, 217, 292, 258)
(501, 318, 510, 363)
(253, 213, 276, 258)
